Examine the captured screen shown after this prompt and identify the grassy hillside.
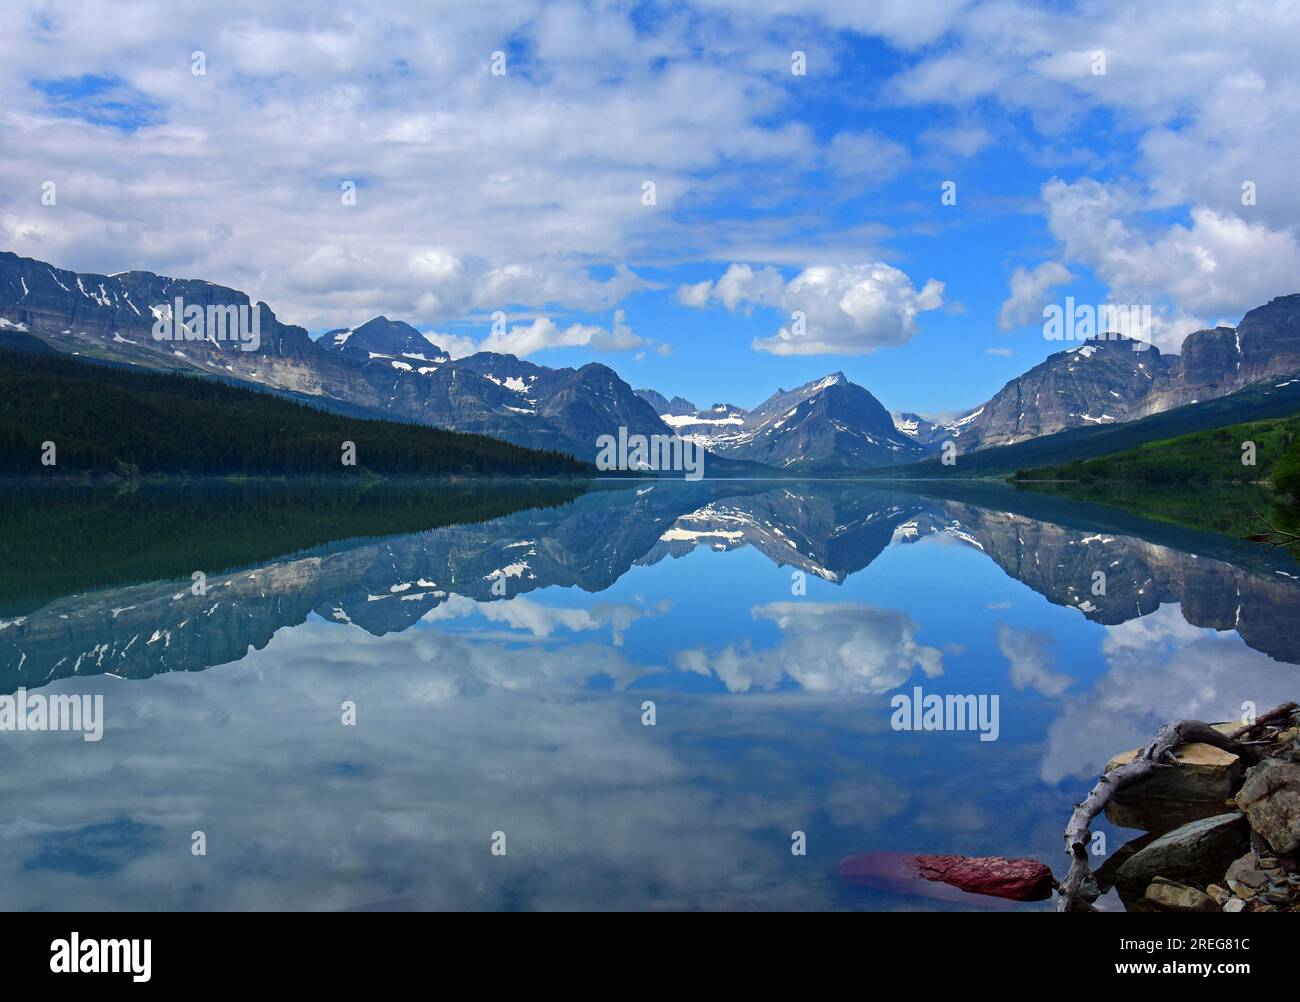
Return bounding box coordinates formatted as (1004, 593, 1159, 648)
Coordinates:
(1010, 413, 1300, 486)
(878, 373, 1300, 479)
(0, 346, 589, 478)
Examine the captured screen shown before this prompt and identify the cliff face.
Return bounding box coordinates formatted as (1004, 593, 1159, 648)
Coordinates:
(947, 298, 1300, 452)
(947, 338, 1176, 451)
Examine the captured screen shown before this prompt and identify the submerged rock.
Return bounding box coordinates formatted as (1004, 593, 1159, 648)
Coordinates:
(836, 852, 1055, 902)
(1234, 759, 1300, 855)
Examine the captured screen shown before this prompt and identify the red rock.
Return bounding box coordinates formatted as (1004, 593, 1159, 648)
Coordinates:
(837, 852, 1055, 902)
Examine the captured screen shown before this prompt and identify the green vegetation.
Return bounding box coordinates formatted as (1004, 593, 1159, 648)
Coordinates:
(1010, 413, 1300, 487)
(0, 481, 588, 616)
(1276, 435, 1300, 500)
(1010, 482, 1275, 538)
(0, 347, 588, 478)
(1010, 414, 1300, 541)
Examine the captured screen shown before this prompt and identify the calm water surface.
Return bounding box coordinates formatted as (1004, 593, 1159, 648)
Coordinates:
(1, 481, 1297, 910)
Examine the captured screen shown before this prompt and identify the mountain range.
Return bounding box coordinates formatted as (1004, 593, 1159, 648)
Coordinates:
(3, 249, 1299, 472)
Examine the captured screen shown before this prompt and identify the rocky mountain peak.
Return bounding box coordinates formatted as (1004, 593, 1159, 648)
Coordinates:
(322, 315, 447, 363)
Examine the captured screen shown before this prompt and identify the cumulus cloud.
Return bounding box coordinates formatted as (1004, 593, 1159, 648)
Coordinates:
(421, 592, 667, 645)
(682, 262, 944, 355)
(997, 260, 1074, 331)
(1040, 177, 1300, 350)
(474, 309, 643, 358)
(677, 601, 944, 694)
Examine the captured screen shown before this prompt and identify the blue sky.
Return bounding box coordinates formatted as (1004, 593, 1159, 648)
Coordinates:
(3, 1, 1299, 415)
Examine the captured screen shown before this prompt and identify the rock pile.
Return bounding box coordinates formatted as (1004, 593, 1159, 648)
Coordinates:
(1105, 711, 1300, 913)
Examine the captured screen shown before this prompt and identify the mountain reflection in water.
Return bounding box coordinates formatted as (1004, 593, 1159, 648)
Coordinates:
(0, 480, 1296, 911)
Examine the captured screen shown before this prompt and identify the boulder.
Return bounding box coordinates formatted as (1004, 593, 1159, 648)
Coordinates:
(1115, 812, 1250, 898)
(1107, 727, 1237, 816)
(1234, 759, 1300, 855)
(1144, 877, 1219, 913)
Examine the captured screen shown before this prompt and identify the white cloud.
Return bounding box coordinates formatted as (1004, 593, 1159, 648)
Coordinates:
(420, 592, 666, 645)
(997, 260, 1074, 331)
(684, 262, 944, 355)
(676, 280, 713, 307)
(996, 624, 1072, 697)
(677, 601, 943, 694)
(1040, 177, 1300, 350)
(474, 309, 642, 358)
(825, 129, 909, 180)
(920, 124, 992, 159)
(0, 1, 828, 334)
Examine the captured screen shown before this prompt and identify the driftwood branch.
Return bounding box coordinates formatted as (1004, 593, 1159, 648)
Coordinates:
(1229, 701, 1298, 740)
(1247, 510, 1300, 552)
(1056, 705, 1295, 913)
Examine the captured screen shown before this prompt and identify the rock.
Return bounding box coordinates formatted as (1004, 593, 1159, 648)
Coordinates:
(1206, 883, 1231, 905)
(836, 852, 1055, 902)
(1115, 812, 1250, 898)
(908, 855, 1057, 901)
(1223, 897, 1246, 912)
(1144, 877, 1219, 913)
(1225, 852, 1268, 897)
(1104, 727, 1244, 833)
(1105, 726, 1242, 793)
(1095, 833, 1157, 892)
(1234, 759, 1300, 854)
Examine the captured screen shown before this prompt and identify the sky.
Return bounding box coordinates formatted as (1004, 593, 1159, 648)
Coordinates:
(3, 0, 1299, 415)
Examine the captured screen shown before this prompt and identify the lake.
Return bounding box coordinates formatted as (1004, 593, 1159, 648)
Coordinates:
(1, 480, 1297, 910)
